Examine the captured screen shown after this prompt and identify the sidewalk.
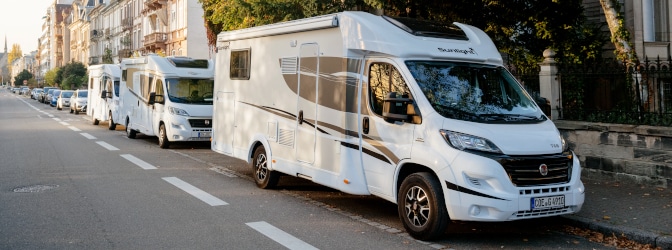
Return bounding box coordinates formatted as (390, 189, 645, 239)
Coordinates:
(561, 179, 672, 249)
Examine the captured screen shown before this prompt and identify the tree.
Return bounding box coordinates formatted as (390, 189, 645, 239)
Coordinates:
(6, 44, 22, 75)
(599, 0, 637, 64)
(59, 62, 87, 89)
(102, 48, 114, 64)
(44, 67, 60, 87)
(13, 69, 33, 86)
(199, 0, 604, 72)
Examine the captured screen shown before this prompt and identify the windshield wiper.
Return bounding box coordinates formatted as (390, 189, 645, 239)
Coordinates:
(478, 114, 546, 122)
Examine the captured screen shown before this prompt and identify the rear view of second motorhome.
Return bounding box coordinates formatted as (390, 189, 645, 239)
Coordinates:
(116, 55, 215, 148)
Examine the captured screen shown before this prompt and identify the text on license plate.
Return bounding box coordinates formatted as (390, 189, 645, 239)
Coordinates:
(531, 195, 565, 210)
(198, 132, 211, 137)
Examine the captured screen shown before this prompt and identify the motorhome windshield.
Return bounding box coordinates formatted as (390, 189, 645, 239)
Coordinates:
(165, 78, 214, 104)
(406, 61, 546, 124)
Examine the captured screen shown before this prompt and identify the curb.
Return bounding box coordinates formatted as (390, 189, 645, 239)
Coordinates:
(561, 215, 672, 249)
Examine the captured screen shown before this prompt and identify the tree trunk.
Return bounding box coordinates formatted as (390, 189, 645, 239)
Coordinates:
(599, 0, 638, 64)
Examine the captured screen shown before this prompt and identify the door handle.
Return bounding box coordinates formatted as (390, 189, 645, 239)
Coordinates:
(363, 117, 369, 134)
(298, 110, 304, 125)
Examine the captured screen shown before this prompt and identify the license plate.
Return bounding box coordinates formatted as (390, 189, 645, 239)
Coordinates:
(198, 132, 211, 138)
(531, 195, 565, 210)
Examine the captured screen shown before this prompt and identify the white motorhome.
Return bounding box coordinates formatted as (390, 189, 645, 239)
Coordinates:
(118, 54, 214, 148)
(212, 11, 585, 239)
(87, 64, 122, 130)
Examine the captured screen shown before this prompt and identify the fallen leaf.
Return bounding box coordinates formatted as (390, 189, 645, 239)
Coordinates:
(603, 215, 611, 220)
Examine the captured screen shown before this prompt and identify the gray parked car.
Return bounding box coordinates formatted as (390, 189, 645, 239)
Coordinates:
(70, 89, 88, 114)
(56, 90, 74, 110)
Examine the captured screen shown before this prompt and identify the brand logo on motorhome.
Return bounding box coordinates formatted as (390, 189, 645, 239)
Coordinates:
(438, 47, 477, 55)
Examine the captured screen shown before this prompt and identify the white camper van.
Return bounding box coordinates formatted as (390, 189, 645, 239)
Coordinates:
(212, 11, 585, 240)
(118, 54, 215, 148)
(87, 64, 122, 130)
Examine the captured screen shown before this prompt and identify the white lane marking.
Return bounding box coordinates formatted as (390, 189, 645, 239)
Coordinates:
(162, 177, 228, 206)
(96, 141, 119, 151)
(48, 115, 54, 118)
(80, 133, 97, 140)
(246, 221, 318, 250)
(168, 150, 237, 178)
(120, 154, 156, 170)
(69, 126, 82, 132)
(60, 121, 70, 126)
(53, 117, 61, 121)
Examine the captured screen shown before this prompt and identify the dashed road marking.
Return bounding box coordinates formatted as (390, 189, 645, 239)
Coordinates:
(96, 141, 119, 151)
(60, 121, 70, 126)
(162, 177, 228, 206)
(120, 154, 156, 169)
(80, 133, 97, 140)
(246, 221, 318, 250)
(69, 126, 82, 132)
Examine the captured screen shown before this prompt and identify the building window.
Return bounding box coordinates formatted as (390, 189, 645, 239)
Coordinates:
(654, 0, 669, 42)
(230, 49, 251, 80)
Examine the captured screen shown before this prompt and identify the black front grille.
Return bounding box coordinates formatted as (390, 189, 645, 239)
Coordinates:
(499, 153, 572, 187)
(189, 119, 212, 128)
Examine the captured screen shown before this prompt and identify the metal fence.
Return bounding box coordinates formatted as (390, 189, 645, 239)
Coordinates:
(557, 58, 672, 126)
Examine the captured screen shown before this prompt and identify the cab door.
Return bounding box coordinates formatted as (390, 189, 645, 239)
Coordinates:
(360, 59, 418, 197)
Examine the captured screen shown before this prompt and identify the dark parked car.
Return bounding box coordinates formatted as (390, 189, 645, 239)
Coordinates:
(50, 90, 62, 107)
(41, 87, 58, 103)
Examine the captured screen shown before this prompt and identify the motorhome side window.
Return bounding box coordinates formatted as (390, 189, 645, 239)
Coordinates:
(155, 79, 165, 103)
(368, 63, 413, 116)
(230, 49, 251, 80)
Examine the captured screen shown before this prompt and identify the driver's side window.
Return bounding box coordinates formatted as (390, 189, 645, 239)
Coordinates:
(368, 63, 412, 116)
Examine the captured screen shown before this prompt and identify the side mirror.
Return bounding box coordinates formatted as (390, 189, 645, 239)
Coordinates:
(101, 90, 107, 98)
(148, 92, 156, 105)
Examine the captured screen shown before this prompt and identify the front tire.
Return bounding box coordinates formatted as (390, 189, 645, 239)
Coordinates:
(108, 111, 116, 130)
(397, 172, 449, 240)
(251, 145, 279, 189)
(158, 123, 170, 149)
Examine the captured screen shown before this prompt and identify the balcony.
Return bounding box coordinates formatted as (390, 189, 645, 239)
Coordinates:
(122, 17, 133, 31)
(144, 32, 167, 51)
(118, 49, 132, 59)
(89, 57, 100, 65)
(144, 0, 167, 11)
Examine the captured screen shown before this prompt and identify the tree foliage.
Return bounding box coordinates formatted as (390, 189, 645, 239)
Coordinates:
(6, 44, 23, 74)
(58, 62, 87, 89)
(199, 0, 605, 72)
(13, 69, 33, 86)
(44, 67, 60, 87)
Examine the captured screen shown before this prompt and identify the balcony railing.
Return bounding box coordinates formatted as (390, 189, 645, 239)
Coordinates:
(144, 32, 167, 47)
(89, 57, 100, 65)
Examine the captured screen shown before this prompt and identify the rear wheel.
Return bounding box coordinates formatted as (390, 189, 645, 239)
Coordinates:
(397, 172, 449, 240)
(251, 145, 279, 189)
(158, 123, 170, 149)
(108, 111, 116, 130)
(126, 118, 136, 139)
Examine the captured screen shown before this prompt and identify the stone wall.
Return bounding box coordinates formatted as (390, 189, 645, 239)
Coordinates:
(554, 120, 672, 189)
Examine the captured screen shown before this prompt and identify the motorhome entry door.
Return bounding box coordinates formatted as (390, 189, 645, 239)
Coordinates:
(295, 43, 319, 164)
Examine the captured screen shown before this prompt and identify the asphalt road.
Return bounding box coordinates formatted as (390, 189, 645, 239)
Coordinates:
(0, 88, 612, 249)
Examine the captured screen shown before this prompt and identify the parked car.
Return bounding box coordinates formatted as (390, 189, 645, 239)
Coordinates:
(31, 88, 43, 100)
(41, 87, 58, 103)
(56, 90, 74, 110)
(12, 87, 20, 94)
(20, 87, 30, 96)
(70, 89, 88, 114)
(50, 90, 62, 107)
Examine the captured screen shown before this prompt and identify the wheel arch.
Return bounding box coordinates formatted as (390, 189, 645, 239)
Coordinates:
(246, 135, 272, 167)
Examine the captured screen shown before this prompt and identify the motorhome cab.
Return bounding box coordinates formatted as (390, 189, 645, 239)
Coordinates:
(87, 64, 121, 130)
(212, 11, 584, 240)
(119, 54, 215, 148)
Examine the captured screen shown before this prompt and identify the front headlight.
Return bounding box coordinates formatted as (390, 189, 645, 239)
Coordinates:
(440, 129, 502, 154)
(168, 106, 189, 116)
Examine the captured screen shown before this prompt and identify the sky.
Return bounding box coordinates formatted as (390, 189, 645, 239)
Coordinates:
(0, 0, 55, 54)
